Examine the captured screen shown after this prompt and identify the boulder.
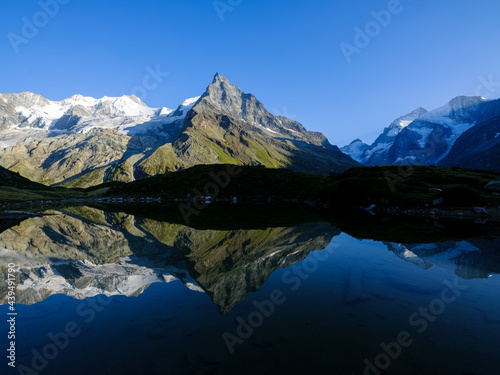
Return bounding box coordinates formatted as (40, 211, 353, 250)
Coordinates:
(485, 180, 500, 192)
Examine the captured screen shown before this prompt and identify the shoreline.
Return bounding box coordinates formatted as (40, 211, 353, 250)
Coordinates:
(0, 211, 48, 219)
(2, 196, 500, 224)
(377, 206, 500, 223)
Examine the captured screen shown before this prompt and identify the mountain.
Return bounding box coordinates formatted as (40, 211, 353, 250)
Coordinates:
(342, 107, 428, 165)
(0, 74, 359, 187)
(136, 73, 358, 177)
(340, 139, 369, 163)
(343, 96, 500, 170)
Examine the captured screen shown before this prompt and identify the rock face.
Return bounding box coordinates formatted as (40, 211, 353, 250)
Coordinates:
(439, 116, 500, 171)
(343, 96, 500, 171)
(0, 74, 359, 187)
(0, 206, 340, 312)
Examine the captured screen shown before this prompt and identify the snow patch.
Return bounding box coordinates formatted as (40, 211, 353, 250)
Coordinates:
(363, 142, 391, 159)
(399, 120, 413, 128)
(264, 127, 279, 134)
(181, 96, 201, 107)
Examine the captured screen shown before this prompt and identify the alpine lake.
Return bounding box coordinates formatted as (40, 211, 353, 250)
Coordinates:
(1, 203, 499, 375)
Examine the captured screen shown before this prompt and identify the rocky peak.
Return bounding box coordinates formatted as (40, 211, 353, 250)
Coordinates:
(388, 107, 428, 129)
(201, 73, 247, 114)
(212, 72, 228, 84)
(406, 106, 428, 119)
(193, 74, 335, 147)
(349, 138, 365, 145)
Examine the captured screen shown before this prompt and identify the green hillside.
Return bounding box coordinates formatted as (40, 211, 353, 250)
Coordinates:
(0, 165, 84, 202)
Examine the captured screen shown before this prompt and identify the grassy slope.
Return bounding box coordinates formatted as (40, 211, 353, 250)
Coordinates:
(0, 166, 84, 202)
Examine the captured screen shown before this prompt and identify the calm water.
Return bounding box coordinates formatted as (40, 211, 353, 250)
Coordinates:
(1, 206, 500, 375)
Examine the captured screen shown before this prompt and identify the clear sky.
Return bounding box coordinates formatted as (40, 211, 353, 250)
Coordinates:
(1, 0, 500, 146)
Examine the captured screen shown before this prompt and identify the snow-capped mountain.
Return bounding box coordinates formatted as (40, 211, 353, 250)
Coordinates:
(341, 139, 369, 163)
(0, 73, 359, 187)
(343, 96, 500, 170)
(18, 94, 160, 124)
(342, 107, 428, 165)
(0, 91, 202, 147)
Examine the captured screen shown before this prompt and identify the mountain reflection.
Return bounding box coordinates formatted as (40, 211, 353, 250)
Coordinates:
(0, 206, 340, 312)
(385, 238, 500, 279)
(1, 206, 499, 313)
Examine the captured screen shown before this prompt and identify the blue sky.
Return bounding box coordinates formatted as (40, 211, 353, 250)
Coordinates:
(1, 0, 500, 146)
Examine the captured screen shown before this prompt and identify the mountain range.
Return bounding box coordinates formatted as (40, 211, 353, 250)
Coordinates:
(0, 74, 359, 188)
(342, 96, 500, 171)
(3, 73, 500, 189)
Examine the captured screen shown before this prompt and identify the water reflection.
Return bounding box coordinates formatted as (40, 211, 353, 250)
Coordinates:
(385, 239, 500, 279)
(0, 206, 340, 312)
(0, 206, 499, 375)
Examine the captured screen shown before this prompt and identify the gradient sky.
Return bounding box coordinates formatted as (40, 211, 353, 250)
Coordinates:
(1, 0, 500, 146)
